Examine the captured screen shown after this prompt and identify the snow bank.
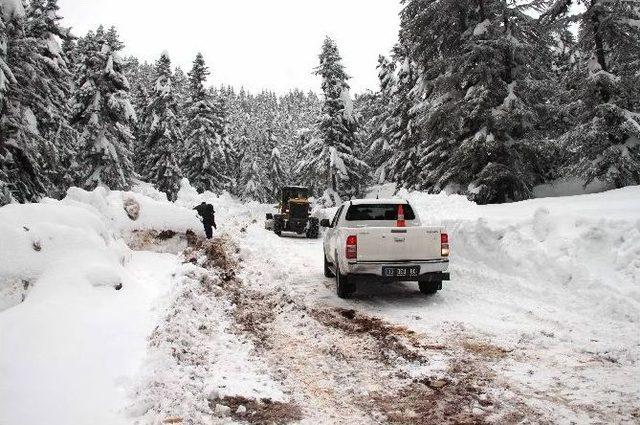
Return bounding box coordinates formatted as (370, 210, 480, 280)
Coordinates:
(0, 185, 206, 425)
(64, 185, 201, 234)
(361, 185, 640, 328)
(0, 201, 129, 311)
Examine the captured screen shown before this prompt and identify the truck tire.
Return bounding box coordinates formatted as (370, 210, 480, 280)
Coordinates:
(336, 269, 356, 299)
(419, 281, 441, 295)
(307, 217, 319, 239)
(324, 253, 335, 278)
(273, 216, 284, 237)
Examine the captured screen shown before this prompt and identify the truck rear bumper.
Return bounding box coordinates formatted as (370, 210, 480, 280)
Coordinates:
(345, 259, 449, 280)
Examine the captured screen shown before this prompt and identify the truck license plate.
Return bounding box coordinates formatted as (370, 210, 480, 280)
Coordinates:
(382, 266, 420, 279)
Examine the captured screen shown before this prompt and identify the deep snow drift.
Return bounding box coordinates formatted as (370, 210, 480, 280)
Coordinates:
(0, 181, 638, 424)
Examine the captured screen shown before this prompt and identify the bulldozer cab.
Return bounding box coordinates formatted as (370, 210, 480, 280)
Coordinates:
(280, 186, 310, 215)
(266, 186, 319, 238)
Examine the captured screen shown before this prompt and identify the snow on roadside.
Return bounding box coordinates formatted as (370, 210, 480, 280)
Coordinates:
(127, 239, 287, 424)
(0, 187, 197, 425)
(0, 182, 288, 425)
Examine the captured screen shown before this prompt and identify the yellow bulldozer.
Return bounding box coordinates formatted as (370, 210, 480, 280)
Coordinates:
(265, 186, 319, 238)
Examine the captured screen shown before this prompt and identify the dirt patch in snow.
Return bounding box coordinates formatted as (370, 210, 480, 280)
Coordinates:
(462, 340, 513, 359)
(126, 229, 190, 254)
(0, 278, 31, 312)
(310, 307, 427, 363)
(370, 353, 541, 425)
(211, 396, 303, 424)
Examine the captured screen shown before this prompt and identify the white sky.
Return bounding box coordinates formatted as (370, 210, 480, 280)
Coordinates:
(58, 0, 403, 94)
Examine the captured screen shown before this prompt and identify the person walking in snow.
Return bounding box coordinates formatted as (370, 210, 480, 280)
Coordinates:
(194, 202, 217, 239)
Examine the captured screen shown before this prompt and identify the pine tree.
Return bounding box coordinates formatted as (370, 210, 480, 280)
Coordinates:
(25, 0, 77, 195)
(241, 158, 268, 202)
(139, 52, 182, 201)
(172, 66, 189, 126)
(267, 132, 285, 200)
(181, 52, 229, 193)
(379, 54, 421, 190)
(363, 56, 396, 183)
(213, 91, 234, 193)
(396, 0, 556, 203)
(544, 0, 640, 188)
(0, 0, 24, 204)
(0, 0, 58, 204)
(125, 58, 154, 150)
(70, 26, 136, 191)
(299, 37, 368, 205)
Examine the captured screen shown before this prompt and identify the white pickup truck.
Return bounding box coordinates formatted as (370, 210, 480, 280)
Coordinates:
(321, 199, 450, 298)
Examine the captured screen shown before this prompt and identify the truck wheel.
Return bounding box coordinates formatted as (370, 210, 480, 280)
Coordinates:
(324, 253, 335, 278)
(307, 217, 319, 239)
(336, 270, 356, 299)
(273, 216, 284, 237)
(419, 281, 441, 295)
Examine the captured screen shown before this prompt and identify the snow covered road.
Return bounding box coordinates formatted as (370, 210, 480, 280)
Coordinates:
(220, 192, 640, 424)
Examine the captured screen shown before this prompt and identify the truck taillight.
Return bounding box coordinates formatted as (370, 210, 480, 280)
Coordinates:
(441, 233, 450, 257)
(346, 235, 358, 260)
(397, 204, 406, 227)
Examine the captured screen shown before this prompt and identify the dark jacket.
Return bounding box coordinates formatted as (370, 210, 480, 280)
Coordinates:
(194, 203, 216, 227)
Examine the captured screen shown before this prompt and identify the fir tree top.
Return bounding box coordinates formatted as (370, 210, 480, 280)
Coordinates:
(314, 37, 350, 97)
(188, 52, 210, 101)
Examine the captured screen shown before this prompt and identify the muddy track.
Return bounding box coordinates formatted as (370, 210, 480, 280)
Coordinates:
(128, 229, 549, 423)
(198, 233, 542, 424)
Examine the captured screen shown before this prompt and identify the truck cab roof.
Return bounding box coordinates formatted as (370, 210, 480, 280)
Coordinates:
(345, 199, 409, 206)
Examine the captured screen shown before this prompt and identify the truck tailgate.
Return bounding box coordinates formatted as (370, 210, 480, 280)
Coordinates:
(354, 227, 442, 262)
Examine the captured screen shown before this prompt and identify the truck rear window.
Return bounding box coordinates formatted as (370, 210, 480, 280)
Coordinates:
(345, 204, 416, 221)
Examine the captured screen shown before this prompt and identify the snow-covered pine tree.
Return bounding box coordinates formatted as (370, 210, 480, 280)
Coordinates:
(241, 158, 268, 202)
(70, 26, 136, 191)
(0, 0, 56, 204)
(124, 58, 155, 152)
(398, 0, 557, 203)
(213, 91, 235, 193)
(138, 52, 183, 201)
(172, 66, 189, 126)
(544, 0, 640, 188)
(0, 0, 21, 204)
(355, 90, 385, 181)
(380, 54, 422, 190)
(278, 89, 321, 183)
(181, 52, 229, 194)
(221, 86, 246, 194)
(267, 130, 285, 200)
(299, 37, 368, 205)
(364, 55, 398, 184)
(25, 0, 78, 195)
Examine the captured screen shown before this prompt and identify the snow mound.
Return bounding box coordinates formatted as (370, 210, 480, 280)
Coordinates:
(0, 201, 129, 308)
(402, 186, 640, 323)
(0, 185, 207, 425)
(64, 185, 201, 234)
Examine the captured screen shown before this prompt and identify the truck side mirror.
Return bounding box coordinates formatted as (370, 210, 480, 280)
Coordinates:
(320, 219, 331, 228)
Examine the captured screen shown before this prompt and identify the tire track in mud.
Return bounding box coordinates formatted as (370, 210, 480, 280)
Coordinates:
(204, 231, 540, 424)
